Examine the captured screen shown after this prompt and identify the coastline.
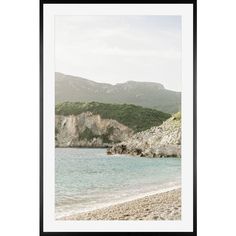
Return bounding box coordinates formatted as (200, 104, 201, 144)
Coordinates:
(55, 146, 110, 149)
(59, 188, 181, 221)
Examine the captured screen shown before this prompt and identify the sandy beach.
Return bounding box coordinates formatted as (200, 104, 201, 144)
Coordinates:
(61, 188, 181, 221)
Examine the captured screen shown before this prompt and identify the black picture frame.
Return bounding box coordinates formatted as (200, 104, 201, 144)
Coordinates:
(40, 0, 197, 235)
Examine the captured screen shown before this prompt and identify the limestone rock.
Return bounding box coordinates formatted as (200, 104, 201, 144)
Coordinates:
(107, 112, 181, 158)
(55, 112, 133, 147)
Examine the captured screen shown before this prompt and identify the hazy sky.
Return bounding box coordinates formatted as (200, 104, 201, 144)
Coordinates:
(55, 15, 181, 91)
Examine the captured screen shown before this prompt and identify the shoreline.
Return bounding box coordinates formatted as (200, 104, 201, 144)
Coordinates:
(55, 147, 181, 159)
(55, 146, 110, 149)
(59, 187, 181, 221)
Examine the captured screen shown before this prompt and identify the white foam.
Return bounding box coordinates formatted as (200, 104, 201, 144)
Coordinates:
(56, 183, 181, 220)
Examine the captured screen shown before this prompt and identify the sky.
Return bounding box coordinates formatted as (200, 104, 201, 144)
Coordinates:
(55, 15, 181, 91)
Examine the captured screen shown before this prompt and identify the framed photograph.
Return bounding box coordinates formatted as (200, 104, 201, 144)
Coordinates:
(40, 0, 197, 235)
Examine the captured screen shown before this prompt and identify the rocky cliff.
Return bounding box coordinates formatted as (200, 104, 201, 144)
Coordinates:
(56, 101, 171, 133)
(55, 112, 133, 147)
(107, 113, 181, 157)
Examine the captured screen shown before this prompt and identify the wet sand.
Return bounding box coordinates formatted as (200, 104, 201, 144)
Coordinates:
(61, 188, 181, 221)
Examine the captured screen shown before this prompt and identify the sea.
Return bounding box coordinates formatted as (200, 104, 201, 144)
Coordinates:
(55, 148, 181, 218)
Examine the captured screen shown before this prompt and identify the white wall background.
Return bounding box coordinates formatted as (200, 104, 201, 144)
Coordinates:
(0, 0, 236, 236)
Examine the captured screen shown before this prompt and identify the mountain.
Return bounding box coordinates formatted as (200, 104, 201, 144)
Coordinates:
(55, 72, 181, 114)
(107, 112, 181, 157)
(55, 112, 133, 147)
(55, 102, 171, 133)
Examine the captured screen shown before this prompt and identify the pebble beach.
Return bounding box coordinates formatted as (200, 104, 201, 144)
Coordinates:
(60, 188, 181, 221)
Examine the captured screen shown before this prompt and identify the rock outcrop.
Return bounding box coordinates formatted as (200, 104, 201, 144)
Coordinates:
(107, 113, 181, 157)
(55, 112, 133, 147)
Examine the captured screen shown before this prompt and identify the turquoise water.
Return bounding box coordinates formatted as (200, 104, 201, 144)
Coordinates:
(55, 148, 181, 218)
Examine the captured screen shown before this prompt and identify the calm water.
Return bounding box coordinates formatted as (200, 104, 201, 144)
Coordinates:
(55, 148, 181, 218)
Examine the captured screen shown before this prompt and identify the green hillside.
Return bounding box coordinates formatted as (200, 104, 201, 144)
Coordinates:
(55, 72, 181, 114)
(55, 102, 171, 133)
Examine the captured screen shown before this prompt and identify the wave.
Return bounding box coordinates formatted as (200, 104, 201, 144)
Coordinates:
(55, 182, 181, 219)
